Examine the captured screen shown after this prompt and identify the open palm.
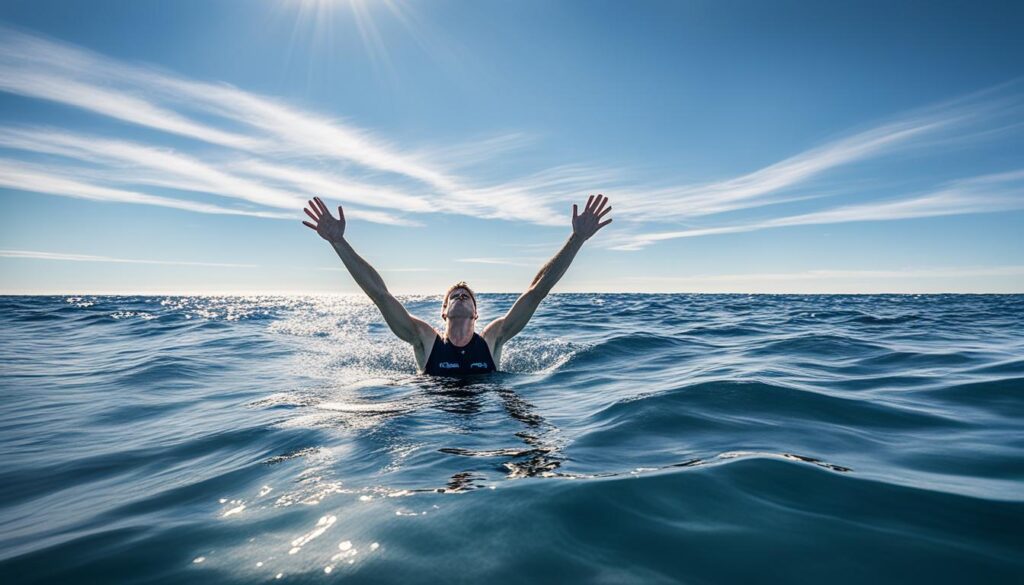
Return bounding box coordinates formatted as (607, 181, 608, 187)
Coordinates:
(302, 196, 346, 243)
(572, 194, 612, 241)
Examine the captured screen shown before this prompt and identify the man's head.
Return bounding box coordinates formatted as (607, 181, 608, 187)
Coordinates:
(441, 281, 478, 321)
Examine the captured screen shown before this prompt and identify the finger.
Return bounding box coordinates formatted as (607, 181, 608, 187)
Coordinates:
(307, 200, 321, 218)
(337, 205, 345, 221)
(314, 197, 329, 216)
(597, 218, 613, 228)
(585, 194, 594, 212)
(304, 208, 319, 223)
(572, 203, 578, 219)
(594, 194, 607, 214)
(302, 220, 317, 230)
(598, 205, 612, 218)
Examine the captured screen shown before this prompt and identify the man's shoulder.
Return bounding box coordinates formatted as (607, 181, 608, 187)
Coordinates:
(481, 317, 505, 342)
(480, 322, 505, 358)
(415, 322, 440, 348)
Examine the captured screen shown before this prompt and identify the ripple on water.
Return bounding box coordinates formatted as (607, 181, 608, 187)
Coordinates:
(1, 294, 1022, 583)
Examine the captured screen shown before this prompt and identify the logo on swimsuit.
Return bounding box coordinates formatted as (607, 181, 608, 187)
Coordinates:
(438, 362, 460, 369)
(469, 362, 489, 369)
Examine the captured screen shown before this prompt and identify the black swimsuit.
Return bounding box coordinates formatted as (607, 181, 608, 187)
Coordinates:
(423, 333, 497, 376)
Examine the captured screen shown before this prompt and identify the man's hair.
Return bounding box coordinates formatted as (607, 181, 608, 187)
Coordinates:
(442, 281, 478, 317)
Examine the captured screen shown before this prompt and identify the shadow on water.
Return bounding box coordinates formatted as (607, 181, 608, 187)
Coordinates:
(414, 374, 566, 491)
(400, 375, 854, 493)
(326, 372, 860, 502)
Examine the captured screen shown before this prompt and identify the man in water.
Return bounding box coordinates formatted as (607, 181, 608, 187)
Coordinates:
(302, 194, 612, 375)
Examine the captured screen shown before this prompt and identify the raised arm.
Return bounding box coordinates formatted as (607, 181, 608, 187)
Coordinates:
(483, 194, 612, 347)
(302, 197, 434, 349)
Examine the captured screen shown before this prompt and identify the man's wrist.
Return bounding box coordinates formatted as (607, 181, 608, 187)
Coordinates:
(568, 232, 585, 247)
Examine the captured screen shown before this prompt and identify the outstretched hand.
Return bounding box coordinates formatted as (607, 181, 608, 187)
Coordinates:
(572, 194, 612, 242)
(302, 196, 346, 243)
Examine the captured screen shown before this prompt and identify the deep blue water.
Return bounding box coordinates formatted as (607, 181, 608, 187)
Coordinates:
(1, 294, 1022, 584)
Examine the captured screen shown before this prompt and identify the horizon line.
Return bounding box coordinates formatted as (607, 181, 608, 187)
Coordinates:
(2, 290, 1021, 296)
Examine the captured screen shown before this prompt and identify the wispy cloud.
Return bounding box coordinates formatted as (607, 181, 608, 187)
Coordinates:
(456, 257, 545, 267)
(0, 128, 299, 207)
(0, 24, 1021, 247)
(0, 30, 257, 149)
(625, 265, 1024, 283)
(0, 26, 571, 225)
(618, 265, 1024, 292)
(449, 165, 618, 226)
(0, 160, 294, 219)
(609, 170, 1024, 250)
(0, 249, 259, 268)
(314, 266, 430, 272)
(230, 159, 434, 213)
(612, 89, 1020, 224)
(502, 239, 567, 251)
(0, 128, 428, 226)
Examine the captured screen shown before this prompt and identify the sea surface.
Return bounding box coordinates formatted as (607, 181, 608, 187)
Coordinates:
(1, 294, 1022, 584)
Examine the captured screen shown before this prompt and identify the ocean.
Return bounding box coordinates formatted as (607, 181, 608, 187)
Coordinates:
(1, 294, 1022, 584)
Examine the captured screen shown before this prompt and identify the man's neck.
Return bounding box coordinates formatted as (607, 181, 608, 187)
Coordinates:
(444, 318, 475, 346)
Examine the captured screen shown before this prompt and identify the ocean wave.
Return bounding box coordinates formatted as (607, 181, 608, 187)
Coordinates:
(749, 332, 889, 358)
(585, 380, 970, 438)
(2, 294, 1022, 583)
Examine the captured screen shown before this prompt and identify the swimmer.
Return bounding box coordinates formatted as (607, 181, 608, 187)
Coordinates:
(303, 195, 612, 375)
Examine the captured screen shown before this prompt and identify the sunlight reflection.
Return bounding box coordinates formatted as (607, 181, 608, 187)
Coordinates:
(221, 502, 246, 517)
(288, 514, 337, 555)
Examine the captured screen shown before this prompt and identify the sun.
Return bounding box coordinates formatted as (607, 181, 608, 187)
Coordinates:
(282, 0, 413, 73)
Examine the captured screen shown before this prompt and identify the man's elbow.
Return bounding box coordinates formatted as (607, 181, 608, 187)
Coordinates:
(524, 284, 550, 303)
(364, 285, 392, 305)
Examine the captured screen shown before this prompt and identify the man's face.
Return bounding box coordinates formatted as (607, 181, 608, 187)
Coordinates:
(444, 287, 476, 320)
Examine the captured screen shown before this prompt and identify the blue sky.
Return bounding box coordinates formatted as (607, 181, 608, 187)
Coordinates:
(0, 0, 1022, 294)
